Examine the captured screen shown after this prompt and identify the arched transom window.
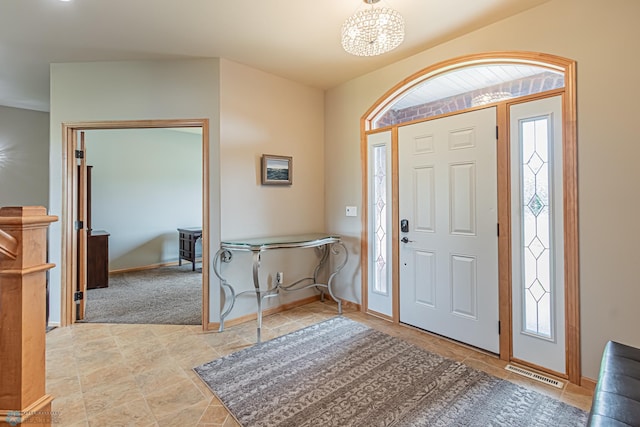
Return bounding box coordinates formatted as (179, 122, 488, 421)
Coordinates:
(371, 63, 564, 129)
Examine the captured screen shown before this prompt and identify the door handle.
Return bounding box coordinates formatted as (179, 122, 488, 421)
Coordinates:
(401, 237, 414, 243)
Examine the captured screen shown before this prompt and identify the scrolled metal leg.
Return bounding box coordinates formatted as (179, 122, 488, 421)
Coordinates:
(313, 245, 331, 301)
(252, 251, 262, 343)
(213, 249, 235, 332)
(327, 242, 348, 315)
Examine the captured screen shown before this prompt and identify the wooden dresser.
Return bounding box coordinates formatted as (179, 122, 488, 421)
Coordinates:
(87, 230, 110, 289)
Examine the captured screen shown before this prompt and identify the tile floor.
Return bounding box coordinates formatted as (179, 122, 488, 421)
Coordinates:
(46, 301, 593, 426)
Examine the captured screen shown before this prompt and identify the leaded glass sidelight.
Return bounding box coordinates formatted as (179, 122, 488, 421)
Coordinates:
(520, 117, 553, 339)
(373, 145, 388, 295)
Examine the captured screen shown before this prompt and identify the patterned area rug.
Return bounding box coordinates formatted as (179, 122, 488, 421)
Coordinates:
(194, 317, 588, 427)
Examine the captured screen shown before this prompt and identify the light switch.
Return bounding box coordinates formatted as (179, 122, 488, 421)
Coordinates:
(345, 206, 357, 217)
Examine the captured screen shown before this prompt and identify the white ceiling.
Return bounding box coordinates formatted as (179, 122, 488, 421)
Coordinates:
(0, 0, 551, 112)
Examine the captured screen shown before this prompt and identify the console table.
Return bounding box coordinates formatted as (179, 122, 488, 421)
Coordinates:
(177, 227, 202, 271)
(213, 233, 348, 342)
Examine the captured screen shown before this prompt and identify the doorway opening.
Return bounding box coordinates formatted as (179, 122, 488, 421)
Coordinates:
(360, 52, 580, 384)
(60, 119, 210, 330)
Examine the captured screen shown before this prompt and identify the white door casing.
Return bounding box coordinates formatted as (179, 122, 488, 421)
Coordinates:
(398, 107, 499, 353)
(510, 96, 565, 373)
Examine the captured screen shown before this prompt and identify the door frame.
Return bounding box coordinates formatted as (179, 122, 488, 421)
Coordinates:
(60, 118, 210, 330)
(359, 52, 580, 384)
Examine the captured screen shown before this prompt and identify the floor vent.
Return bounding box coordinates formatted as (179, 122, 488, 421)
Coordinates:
(505, 364, 565, 389)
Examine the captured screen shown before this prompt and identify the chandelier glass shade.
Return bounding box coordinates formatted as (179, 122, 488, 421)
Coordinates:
(471, 91, 514, 106)
(341, 1, 405, 57)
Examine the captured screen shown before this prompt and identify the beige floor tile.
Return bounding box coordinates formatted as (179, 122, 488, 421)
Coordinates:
(82, 377, 145, 416)
(75, 348, 126, 373)
(72, 335, 120, 356)
(47, 375, 83, 397)
(47, 300, 592, 426)
(51, 391, 88, 426)
(221, 414, 242, 427)
(122, 346, 177, 375)
(71, 323, 113, 341)
(79, 362, 134, 391)
(87, 398, 156, 427)
(156, 400, 209, 427)
(134, 365, 190, 396)
(185, 369, 216, 399)
(46, 363, 79, 383)
(197, 403, 230, 424)
(562, 382, 594, 412)
(145, 377, 210, 420)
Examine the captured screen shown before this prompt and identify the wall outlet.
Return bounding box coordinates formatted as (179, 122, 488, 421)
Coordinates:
(345, 206, 357, 217)
(276, 272, 284, 285)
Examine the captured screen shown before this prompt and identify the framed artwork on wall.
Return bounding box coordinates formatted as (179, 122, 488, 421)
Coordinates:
(261, 154, 292, 185)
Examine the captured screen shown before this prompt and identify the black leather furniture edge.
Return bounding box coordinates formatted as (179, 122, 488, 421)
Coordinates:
(587, 341, 640, 426)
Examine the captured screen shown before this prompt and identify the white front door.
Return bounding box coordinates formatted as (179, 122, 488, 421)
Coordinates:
(398, 108, 499, 353)
(510, 96, 565, 374)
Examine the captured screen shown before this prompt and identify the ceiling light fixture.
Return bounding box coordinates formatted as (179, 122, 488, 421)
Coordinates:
(341, 0, 405, 57)
(471, 91, 514, 106)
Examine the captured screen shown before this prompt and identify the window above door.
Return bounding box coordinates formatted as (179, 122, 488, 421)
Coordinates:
(371, 63, 564, 129)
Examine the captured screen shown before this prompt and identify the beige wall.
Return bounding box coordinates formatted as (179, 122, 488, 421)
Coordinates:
(219, 59, 328, 316)
(87, 128, 202, 271)
(48, 58, 327, 327)
(324, 0, 640, 379)
(219, 59, 325, 239)
(0, 106, 49, 207)
(49, 59, 221, 324)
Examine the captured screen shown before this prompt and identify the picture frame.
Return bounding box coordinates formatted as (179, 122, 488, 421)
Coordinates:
(261, 154, 293, 185)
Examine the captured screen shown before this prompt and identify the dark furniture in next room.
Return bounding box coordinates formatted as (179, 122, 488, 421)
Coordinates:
(178, 227, 202, 271)
(87, 230, 110, 289)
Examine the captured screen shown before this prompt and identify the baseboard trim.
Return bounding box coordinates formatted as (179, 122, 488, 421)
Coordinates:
(364, 308, 393, 322)
(0, 394, 55, 423)
(206, 295, 359, 332)
(109, 260, 201, 274)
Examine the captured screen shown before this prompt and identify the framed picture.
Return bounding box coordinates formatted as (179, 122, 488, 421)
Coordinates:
(261, 154, 292, 185)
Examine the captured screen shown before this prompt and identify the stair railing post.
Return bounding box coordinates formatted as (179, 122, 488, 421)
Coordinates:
(0, 206, 58, 427)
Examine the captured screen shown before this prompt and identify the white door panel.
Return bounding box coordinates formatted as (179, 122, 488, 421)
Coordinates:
(399, 108, 499, 353)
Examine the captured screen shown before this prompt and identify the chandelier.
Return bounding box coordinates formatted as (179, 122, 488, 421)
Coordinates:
(341, 0, 405, 57)
(471, 91, 514, 106)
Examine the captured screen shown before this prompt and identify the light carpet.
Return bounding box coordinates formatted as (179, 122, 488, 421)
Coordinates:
(194, 316, 588, 427)
(85, 264, 201, 325)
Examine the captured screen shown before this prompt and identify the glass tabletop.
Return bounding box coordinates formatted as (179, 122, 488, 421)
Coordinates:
(221, 233, 341, 251)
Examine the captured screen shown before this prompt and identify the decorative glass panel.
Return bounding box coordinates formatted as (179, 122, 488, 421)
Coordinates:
(373, 145, 388, 294)
(520, 117, 553, 338)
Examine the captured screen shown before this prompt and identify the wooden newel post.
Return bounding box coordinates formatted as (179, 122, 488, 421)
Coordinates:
(0, 206, 58, 427)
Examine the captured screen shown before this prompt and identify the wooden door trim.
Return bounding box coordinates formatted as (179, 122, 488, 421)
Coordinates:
(359, 51, 580, 384)
(60, 119, 210, 330)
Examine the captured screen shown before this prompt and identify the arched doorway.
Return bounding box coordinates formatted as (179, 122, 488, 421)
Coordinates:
(360, 52, 580, 384)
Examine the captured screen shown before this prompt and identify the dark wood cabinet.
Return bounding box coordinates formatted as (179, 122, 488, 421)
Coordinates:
(87, 230, 110, 289)
(178, 227, 202, 271)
